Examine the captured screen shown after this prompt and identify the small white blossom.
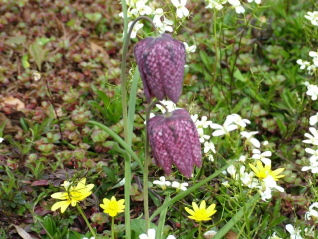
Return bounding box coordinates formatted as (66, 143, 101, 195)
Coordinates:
(268, 232, 282, 239)
(305, 11, 318, 26)
(252, 149, 272, 165)
(204, 141, 216, 154)
(197, 128, 211, 143)
(196, 116, 212, 128)
(226, 114, 251, 128)
(305, 202, 318, 221)
(239, 155, 246, 163)
(227, 165, 237, 179)
(127, 21, 144, 38)
(306, 83, 318, 100)
(303, 127, 318, 145)
(166, 236, 176, 239)
(296, 59, 310, 70)
(171, 0, 189, 18)
(247, 0, 261, 4)
(184, 42, 197, 53)
(222, 181, 230, 187)
(240, 131, 260, 148)
(262, 140, 269, 146)
(139, 229, 156, 239)
(310, 112, 318, 125)
(208, 153, 214, 162)
(228, 0, 245, 14)
(211, 118, 238, 137)
(205, 0, 227, 10)
(285, 224, 303, 239)
(171, 181, 188, 191)
(144, 113, 155, 124)
(153, 176, 171, 190)
(0, 137, 3, 143)
(156, 100, 179, 113)
(153, 8, 174, 33)
(305, 148, 318, 162)
(302, 161, 318, 173)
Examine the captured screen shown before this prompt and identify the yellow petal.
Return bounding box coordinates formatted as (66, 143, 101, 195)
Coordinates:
(206, 204, 216, 216)
(51, 192, 68, 200)
(200, 200, 206, 210)
(249, 163, 259, 174)
(51, 200, 71, 213)
(111, 196, 116, 201)
(185, 207, 195, 216)
(192, 202, 199, 211)
(256, 160, 263, 170)
(272, 168, 285, 176)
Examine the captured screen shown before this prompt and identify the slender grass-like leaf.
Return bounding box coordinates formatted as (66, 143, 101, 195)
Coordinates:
(87, 120, 143, 169)
(128, 68, 140, 145)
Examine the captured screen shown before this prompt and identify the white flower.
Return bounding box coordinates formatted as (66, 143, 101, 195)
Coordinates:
(227, 165, 237, 179)
(252, 149, 272, 165)
(267, 232, 282, 239)
(211, 118, 238, 137)
(0, 137, 3, 143)
(247, 0, 261, 4)
(305, 148, 318, 162)
(139, 229, 156, 239)
(208, 153, 214, 162)
(305, 11, 318, 26)
(222, 181, 230, 187)
(171, 0, 189, 18)
(262, 140, 269, 146)
(205, 0, 227, 10)
(240, 170, 258, 188)
(303, 127, 318, 145)
(310, 112, 318, 125)
(228, 0, 245, 14)
(196, 116, 212, 128)
(191, 114, 198, 124)
(204, 141, 216, 154)
(307, 64, 318, 75)
(306, 84, 318, 100)
(226, 114, 251, 128)
(309, 51, 318, 58)
(302, 161, 318, 173)
(83, 237, 95, 239)
(197, 128, 211, 143)
(153, 8, 174, 33)
(240, 131, 260, 148)
(305, 202, 318, 221)
(285, 224, 302, 239)
(183, 42, 197, 53)
(296, 59, 310, 70)
(263, 175, 284, 192)
(134, 0, 152, 16)
(127, 21, 144, 38)
(156, 100, 179, 113)
(260, 186, 273, 201)
(166, 236, 176, 239)
(33, 71, 41, 81)
(153, 176, 171, 190)
(204, 230, 217, 238)
(239, 155, 246, 163)
(171, 181, 188, 191)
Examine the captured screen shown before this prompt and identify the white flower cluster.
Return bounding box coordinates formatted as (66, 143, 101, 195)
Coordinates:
(153, 176, 188, 191)
(305, 11, 318, 26)
(139, 229, 176, 239)
(120, 0, 191, 38)
(297, 50, 318, 75)
(205, 0, 261, 14)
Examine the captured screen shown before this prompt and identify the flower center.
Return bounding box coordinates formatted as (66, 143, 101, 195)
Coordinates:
(109, 201, 118, 211)
(194, 209, 206, 219)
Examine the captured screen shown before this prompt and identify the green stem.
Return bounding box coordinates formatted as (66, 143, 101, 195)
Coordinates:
(76, 204, 97, 238)
(112, 216, 115, 239)
(198, 221, 202, 239)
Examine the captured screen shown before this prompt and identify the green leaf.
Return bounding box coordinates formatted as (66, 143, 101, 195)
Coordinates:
(233, 69, 246, 82)
(276, 118, 287, 135)
(43, 215, 57, 236)
(102, 166, 116, 183)
(85, 13, 102, 22)
(29, 42, 46, 71)
(5, 36, 26, 45)
(21, 54, 30, 69)
(131, 219, 156, 236)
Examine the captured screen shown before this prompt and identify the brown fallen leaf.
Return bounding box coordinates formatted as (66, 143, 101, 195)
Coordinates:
(0, 112, 23, 134)
(1, 96, 25, 110)
(12, 224, 32, 239)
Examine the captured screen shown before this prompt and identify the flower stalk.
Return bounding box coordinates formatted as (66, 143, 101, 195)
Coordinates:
(76, 204, 97, 238)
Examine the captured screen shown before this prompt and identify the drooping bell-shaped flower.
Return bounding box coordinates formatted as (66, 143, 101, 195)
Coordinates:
(134, 33, 186, 104)
(147, 109, 202, 177)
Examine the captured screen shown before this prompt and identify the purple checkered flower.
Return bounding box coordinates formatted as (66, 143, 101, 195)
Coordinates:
(147, 109, 202, 177)
(134, 33, 186, 104)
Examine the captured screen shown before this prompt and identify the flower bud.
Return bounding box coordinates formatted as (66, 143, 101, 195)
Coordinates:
(147, 109, 202, 177)
(134, 33, 186, 103)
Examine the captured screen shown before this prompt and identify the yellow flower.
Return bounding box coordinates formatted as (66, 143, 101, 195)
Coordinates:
(249, 160, 285, 181)
(185, 200, 216, 222)
(100, 196, 125, 217)
(51, 178, 94, 213)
